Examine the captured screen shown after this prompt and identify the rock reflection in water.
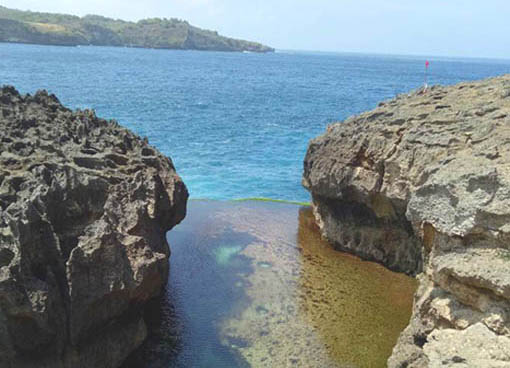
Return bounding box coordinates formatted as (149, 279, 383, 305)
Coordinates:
(125, 201, 416, 368)
(296, 207, 417, 367)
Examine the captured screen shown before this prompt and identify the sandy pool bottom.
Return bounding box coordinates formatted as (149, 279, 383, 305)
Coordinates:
(127, 200, 416, 368)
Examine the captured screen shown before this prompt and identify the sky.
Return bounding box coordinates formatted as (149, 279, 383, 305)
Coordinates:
(2, 0, 510, 59)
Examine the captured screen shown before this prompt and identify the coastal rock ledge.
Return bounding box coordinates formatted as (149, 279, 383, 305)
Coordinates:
(0, 87, 188, 368)
(303, 75, 510, 367)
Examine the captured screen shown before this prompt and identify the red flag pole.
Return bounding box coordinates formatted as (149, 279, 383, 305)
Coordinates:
(424, 60, 430, 91)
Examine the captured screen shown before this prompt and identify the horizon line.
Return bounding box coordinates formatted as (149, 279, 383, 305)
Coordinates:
(2, 5, 510, 61)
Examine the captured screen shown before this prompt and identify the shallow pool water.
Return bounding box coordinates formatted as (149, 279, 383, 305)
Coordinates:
(124, 200, 416, 367)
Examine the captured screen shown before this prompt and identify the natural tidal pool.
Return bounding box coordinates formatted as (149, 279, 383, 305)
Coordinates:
(124, 200, 417, 367)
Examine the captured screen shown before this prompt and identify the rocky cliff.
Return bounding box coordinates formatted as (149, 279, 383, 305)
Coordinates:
(0, 86, 188, 367)
(303, 75, 510, 367)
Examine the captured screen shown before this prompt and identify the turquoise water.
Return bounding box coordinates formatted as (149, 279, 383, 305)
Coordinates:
(122, 200, 417, 367)
(1, 43, 510, 201)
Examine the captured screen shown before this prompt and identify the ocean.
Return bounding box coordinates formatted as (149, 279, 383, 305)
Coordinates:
(2, 43, 510, 202)
(4, 43, 510, 367)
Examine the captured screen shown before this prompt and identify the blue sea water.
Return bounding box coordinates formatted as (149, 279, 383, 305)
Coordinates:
(1, 43, 510, 201)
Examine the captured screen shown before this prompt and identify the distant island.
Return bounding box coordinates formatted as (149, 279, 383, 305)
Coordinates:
(0, 6, 274, 53)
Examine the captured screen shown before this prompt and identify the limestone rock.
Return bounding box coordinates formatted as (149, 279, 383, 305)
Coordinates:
(0, 86, 188, 368)
(423, 323, 510, 367)
(303, 75, 510, 366)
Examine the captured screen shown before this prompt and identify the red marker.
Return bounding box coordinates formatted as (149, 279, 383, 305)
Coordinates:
(424, 60, 430, 91)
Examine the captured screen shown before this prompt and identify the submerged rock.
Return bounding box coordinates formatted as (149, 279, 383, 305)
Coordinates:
(303, 75, 510, 367)
(0, 86, 188, 367)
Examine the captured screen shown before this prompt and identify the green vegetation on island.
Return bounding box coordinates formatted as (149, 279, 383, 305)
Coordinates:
(0, 6, 274, 53)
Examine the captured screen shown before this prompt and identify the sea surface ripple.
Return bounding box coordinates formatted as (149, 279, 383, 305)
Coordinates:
(2, 44, 510, 201)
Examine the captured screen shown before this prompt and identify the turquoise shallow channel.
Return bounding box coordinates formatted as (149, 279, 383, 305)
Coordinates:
(122, 200, 416, 368)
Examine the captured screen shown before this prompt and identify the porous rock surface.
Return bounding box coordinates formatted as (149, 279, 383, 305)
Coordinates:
(0, 86, 188, 368)
(303, 75, 510, 367)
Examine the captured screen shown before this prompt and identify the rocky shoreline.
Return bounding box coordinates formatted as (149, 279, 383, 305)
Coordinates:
(0, 86, 188, 368)
(3, 73, 510, 367)
(303, 75, 510, 367)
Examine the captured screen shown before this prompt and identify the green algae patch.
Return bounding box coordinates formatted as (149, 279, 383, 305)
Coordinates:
(189, 197, 311, 206)
(234, 197, 311, 206)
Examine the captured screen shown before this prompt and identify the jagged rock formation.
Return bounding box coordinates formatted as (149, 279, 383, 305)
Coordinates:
(0, 86, 188, 368)
(303, 75, 510, 367)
